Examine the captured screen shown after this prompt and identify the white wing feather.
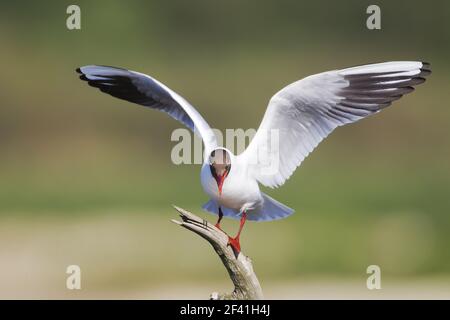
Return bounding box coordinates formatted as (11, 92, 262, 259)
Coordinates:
(240, 61, 431, 188)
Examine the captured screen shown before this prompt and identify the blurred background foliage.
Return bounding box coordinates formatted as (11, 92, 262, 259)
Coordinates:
(0, 0, 449, 298)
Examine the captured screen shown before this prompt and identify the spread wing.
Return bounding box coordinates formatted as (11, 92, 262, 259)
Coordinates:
(77, 65, 217, 158)
(239, 61, 431, 188)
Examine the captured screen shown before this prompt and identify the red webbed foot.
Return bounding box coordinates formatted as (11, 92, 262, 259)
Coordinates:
(227, 236, 241, 254)
(227, 211, 247, 255)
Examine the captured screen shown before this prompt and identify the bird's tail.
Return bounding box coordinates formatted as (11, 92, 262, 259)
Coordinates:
(250, 193, 295, 222)
(202, 199, 240, 219)
(201, 193, 295, 222)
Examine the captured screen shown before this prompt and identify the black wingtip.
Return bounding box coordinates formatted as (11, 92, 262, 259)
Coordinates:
(76, 67, 83, 74)
(420, 61, 432, 76)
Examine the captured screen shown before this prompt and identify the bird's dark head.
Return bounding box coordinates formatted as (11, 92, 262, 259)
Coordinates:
(209, 148, 232, 196)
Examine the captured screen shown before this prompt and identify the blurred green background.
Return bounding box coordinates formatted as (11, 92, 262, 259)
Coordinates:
(0, 0, 449, 298)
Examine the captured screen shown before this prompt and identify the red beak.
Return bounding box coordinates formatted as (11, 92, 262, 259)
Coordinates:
(215, 172, 228, 196)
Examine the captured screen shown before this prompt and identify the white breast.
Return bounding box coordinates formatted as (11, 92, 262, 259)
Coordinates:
(200, 162, 262, 212)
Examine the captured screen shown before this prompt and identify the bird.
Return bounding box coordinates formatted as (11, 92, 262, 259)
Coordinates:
(77, 61, 431, 254)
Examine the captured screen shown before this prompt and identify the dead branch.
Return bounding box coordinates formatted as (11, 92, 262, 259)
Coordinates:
(171, 205, 264, 300)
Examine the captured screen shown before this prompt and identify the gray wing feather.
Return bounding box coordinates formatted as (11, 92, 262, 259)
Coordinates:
(77, 65, 217, 155)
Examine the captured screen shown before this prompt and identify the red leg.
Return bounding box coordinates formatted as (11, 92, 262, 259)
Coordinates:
(228, 211, 247, 254)
(215, 207, 224, 229)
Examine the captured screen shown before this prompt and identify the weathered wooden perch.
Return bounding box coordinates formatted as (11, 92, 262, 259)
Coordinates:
(171, 205, 264, 300)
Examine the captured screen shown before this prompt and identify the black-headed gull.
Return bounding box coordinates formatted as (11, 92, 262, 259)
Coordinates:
(77, 61, 431, 253)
